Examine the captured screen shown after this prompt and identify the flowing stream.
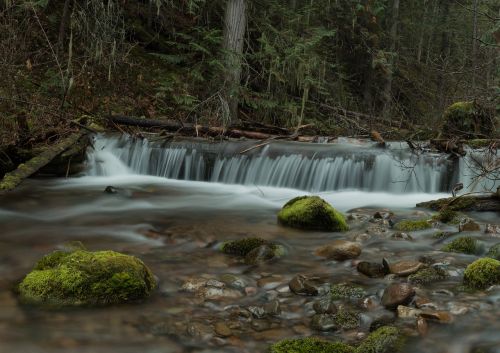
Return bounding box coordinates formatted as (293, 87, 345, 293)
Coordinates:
(0, 134, 498, 353)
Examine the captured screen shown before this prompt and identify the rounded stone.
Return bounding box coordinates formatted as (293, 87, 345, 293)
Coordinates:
(316, 240, 362, 261)
(357, 261, 387, 278)
(381, 283, 416, 309)
(289, 274, 321, 296)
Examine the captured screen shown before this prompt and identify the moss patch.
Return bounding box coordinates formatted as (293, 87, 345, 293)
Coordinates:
(408, 267, 447, 285)
(277, 196, 349, 232)
(221, 237, 275, 256)
(463, 258, 500, 290)
(355, 326, 405, 353)
(432, 208, 460, 224)
(18, 249, 156, 306)
(442, 237, 480, 255)
(330, 283, 366, 300)
(486, 243, 500, 260)
(394, 219, 431, 231)
(269, 337, 355, 353)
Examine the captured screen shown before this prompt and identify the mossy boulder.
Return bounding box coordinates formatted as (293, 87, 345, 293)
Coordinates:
(18, 249, 156, 306)
(277, 196, 348, 232)
(433, 208, 460, 224)
(486, 243, 500, 260)
(221, 237, 270, 256)
(441, 101, 496, 138)
(220, 237, 285, 264)
(463, 258, 500, 289)
(442, 237, 481, 255)
(355, 326, 405, 353)
(394, 219, 431, 232)
(269, 337, 355, 353)
(417, 196, 500, 212)
(330, 283, 366, 300)
(408, 267, 447, 285)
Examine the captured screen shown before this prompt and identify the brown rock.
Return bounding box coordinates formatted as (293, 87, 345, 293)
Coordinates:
(214, 322, 232, 337)
(316, 240, 362, 261)
(381, 283, 416, 309)
(459, 219, 481, 232)
(420, 311, 454, 324)
(385, 259, 425, 276)
(289, 274, 321, 296)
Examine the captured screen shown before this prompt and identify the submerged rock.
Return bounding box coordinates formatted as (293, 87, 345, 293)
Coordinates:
(463, 258, 500, 289)
(269, 337, 355, 353)
(486, 243, 500, 260)
(220, 237, 269, 256)
(221, 237, 285, 264)
(385, 259, 425, 276)
(330, 283, 366, 300)
(408, 267, 448, 285)
(311, 310, 360, 331)
(357, 261, 388, 278)
(18, 249, 156, 306)
(459, 219, 481, 232)
(289, 275, 323, 296)
(277, 196, 349, 232)
(355, 326, 405, 353)
(394, 219, 431, 232)
(315, 240, 361, 261)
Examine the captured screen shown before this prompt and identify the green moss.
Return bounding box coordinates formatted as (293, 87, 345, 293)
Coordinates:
(330, 283, 366, 300)
(394, 219, 431, 231)
(408, 267, 447, 285)
(433, 208, 460, 224)
(332, 310, 360, 330)
(269, 337, 355, 353)
(432, 231, 452, 240)
(486, 243, 500, 260)
(221, 237, 271, 256)
(277, 196, 349, 232)
(18, 249, 156, 306)
(442, 237, 479, 255)
(355, 326, 405, 353)
(417, 197, 477, 211)
(463, 258, 500, 289)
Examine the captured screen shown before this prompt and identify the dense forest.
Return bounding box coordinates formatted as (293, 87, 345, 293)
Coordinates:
(0, 0, 499, 152)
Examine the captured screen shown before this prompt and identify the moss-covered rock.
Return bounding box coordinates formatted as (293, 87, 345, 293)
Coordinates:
(269, 337, 355, 353)
(221, 237, 282, 256)
(417, 196, 499, 212)
(330, 283, 366, 300)
(18, 249, 156, 306)
(355, 326, 405, 353)
(394, 219, 431, 231)
(441, 101, 496, 138)
(408, 267, 447, 285)
(486, 243, 500, 260)
(463, 258, 500, 289)
(442, 237, 480, 255)
(433, 208, 460, 224)
(277, 196, 348, 232)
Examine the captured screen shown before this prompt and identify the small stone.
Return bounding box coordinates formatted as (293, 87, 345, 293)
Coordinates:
(485, 224, 500, 235)
(381, 283, 416, 309)
(315, 240, 361, 261)
(263, 299, 281, 316)
(313, 297, 337, 314)
(245, 245, 277, 265)
(416, 317, 428, 336)
(391, 232, 413, 241)
(104, 186, 118, 194)
(310, 314, 337, 331)
(247, 306, 266, 319)
(289, 275, 321, 296)
(420, 311, 453, 324)
(214, 322, 232, 338)
(386, 259, 425, 276)
(397, 305, 422, 319)
(357, 261, 387, 278)
(459, 218, 481, 232)
(370, 314, 396, 331)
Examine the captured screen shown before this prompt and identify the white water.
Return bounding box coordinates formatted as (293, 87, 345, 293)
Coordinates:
(85, 134, 497, 194)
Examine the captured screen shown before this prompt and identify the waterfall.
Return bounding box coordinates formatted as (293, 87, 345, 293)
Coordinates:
(85, 134, 496, 194)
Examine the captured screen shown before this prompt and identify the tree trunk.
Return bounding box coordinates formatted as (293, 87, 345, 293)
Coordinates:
(471, 0, 479, 95)
(416, 0, 429, 63)
(381, 0, 400, 119)
(222, 0, 247, 124)
(57, 0, 73, 54)
(437, 0, 451, 113)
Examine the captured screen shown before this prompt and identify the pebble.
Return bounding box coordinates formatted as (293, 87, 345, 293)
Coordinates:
(315, 240, 362, 261)
(289, 275, 321, 296)
(381, 283, 416, 309)
(385, 259, 425, 276)
(357, 261, 387, 278)
(397, 305, 422, 318)
(214, 322, 232, 337)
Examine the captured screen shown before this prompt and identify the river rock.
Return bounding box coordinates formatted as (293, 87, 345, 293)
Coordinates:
(313, 297, 337, 314)
(311, 310, 360, 331)
(310, 314, 337, 331)
(384, 259, 425, 276)
(289, 274, 322, 296)
(397, 305, 422, 318)
(381, 283, 416, 309)
(315, 240, 361, 261)
(214, 322, 232, 337)
(459, 218, 481, 232)
(357, 261, 387, 278)
(245, 245, 276, 265)
(420, 310, 454, 324)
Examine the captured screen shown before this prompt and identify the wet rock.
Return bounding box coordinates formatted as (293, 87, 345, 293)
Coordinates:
(313, 297, 337, 314)
(214, 322, 232, 338)
(289, 275, 322, 296)
(384, 259, 425, 276)
(485, 224, 500, 235)
(250, 319, 271, 332)
(316, 240, 361, 261)
(104, 186, 118, 194)
(311, 310, 360, 331)
(357, 261, 387, 278)
(221, 237, 272, 256)
(277, 196, 349, 232)
(182, 277, 243, 300)
(269, 337, 355, 353)
(330, 283, 366, 300)
(381, 283, 416, 309)
(394, 219, 432, 231)
(486, 243, 500, 260)
(391, 232, 413, 241)
(245, 245, 276, 265)
(356, 326, 405, 353)
(310, 314, 337, 331)
(263, 299, 281, 316)
(370, 314, 396, 331)
(420, 311, 454, 324)
(247, 306, 266, 319)
(257, 276, 283, 290)
(442, 236, 481, 255)
(397, 305, 422, 319)
(463, 258, 500, 289)
(416, 317, 428, 336)
(220, 274, 248, 290)
(187, 322, 213, 339)
(459, 218, 481, 232)
(408, 267, 448, 285)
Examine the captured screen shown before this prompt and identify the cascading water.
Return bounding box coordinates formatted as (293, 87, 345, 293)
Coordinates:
(86, 134, 494, 194)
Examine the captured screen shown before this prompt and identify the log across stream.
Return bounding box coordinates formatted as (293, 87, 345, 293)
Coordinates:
(0, 134, 498, 353)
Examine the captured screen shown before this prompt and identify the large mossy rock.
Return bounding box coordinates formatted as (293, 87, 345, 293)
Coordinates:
(355, 326, 405, 353)
(277, 196, 349, 232)
(441, 101, 497, 138)
(463, 258, 500, 290)
(18, 249, 156, 306)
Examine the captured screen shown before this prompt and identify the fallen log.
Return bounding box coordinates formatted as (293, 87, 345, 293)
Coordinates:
(0, 132, 85, 193)
(416, 194, 500, 212)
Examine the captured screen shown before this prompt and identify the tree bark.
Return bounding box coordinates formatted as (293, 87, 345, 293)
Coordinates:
(416, 0, 429, 63)
(222, 0, 247, 124)
(381, 0, 400, 119)
(471, 0, 479, 95)
(57, 0, 73, 54)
